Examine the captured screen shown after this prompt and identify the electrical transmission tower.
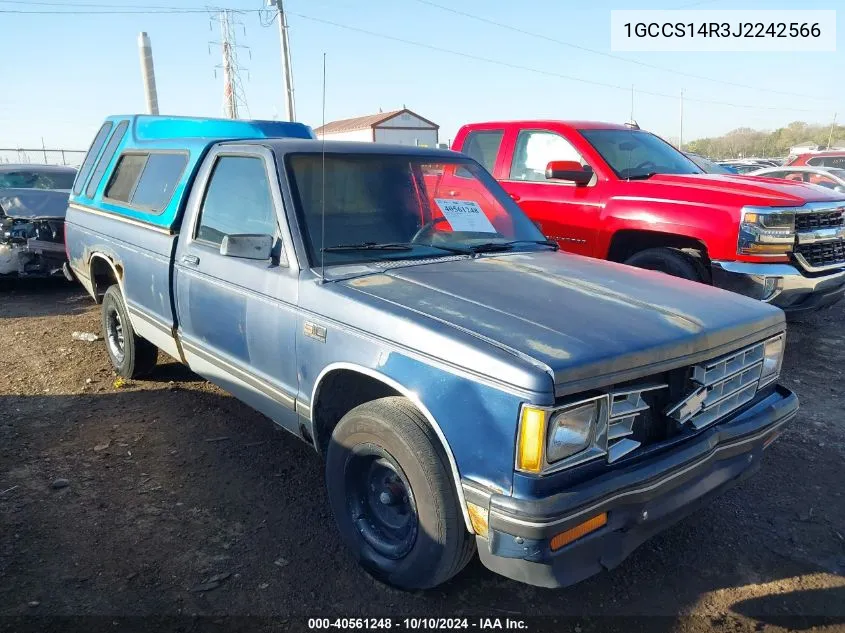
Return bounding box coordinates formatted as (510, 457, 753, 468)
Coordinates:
(209, 9, 250, 119)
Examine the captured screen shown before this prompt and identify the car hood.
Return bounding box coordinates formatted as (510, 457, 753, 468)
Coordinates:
(0, 188, 70, 219)
(621, 173, 845, 207)
(340, 251, 784, 396)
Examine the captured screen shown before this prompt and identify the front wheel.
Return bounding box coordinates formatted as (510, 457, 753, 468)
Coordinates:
(624, 247, 707, 282)
(101, 284, 158, 379)
(325, 396, 476, 590)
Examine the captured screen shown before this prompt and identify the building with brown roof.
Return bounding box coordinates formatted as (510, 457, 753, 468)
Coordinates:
(313, 108, 439, 147)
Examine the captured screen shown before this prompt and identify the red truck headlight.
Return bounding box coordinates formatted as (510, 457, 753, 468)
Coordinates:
(738, 208, 795, 256)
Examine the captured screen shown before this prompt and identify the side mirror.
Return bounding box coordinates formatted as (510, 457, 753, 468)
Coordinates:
(545, 161, 592, 185)
(220, 234, 274, 260)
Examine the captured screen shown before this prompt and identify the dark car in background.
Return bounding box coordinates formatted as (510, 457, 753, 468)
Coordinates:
(683, 152, 737, 174)
(0, 164, 76, 277)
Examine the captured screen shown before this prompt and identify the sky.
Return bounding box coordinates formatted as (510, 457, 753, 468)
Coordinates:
(1, 0, 842, 154)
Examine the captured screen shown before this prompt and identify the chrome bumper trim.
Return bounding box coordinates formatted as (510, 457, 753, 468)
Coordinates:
(711, 260, 845, 311)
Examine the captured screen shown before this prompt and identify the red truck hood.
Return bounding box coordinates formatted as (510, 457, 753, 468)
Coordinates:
(623, 173, 845, 207)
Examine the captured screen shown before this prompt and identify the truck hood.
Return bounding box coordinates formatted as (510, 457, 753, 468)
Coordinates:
(341, 251, 784, 396)
(621, 173, 845, 208)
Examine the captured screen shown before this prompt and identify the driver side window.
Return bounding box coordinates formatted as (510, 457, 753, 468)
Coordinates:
(196, 155, 278, 247)
(509, 130, 584, 182)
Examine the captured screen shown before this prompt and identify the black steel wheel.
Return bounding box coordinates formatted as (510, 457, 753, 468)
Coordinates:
(326, 396, 476, 590)
(345, 446, 418, 560)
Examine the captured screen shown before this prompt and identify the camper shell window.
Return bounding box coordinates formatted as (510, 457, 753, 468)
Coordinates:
(104, 151, 189, 214)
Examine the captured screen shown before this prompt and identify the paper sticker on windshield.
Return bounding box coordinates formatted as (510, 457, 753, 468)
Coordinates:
(434, 199, 497, 233)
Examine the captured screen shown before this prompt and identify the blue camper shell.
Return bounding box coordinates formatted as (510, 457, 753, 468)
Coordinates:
(69, 114, 315, 230)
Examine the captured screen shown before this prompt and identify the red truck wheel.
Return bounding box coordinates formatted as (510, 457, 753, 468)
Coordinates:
(624, 247, 707, 283)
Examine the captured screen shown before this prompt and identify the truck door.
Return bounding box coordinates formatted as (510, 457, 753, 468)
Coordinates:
(173, 144, 300, 432)
(498, 129, 602, 257)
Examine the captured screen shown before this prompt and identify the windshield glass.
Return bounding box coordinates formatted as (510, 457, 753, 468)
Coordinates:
(0, 168, 76, 190)
(685, 153, 733, 174)
(286, 154, 547, 267)
(579, 129, 703, 179)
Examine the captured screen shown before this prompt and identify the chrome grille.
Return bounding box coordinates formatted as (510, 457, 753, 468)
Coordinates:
(667, 342, 764, 431)
(795, 240, 845, 269)
(795, 210, 844, 232)
(606, 384, 666, 462)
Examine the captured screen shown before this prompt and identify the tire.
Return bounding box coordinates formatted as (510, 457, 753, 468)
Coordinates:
(326, 396, 476, 590)
(101, 284, 158, 378)
(624, 247, 706, 282)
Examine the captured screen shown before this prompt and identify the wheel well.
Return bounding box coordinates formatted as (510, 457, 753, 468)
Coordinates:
(607, 230, 710, 265)
(89, 256, 122, 304)
(311, 369, 403, 456)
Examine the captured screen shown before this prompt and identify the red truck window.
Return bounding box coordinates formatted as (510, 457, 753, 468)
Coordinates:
(462, 130, 504, 174)
(509, 130, 584, 182)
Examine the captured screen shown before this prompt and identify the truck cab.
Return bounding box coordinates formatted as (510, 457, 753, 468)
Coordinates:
(453, 120, 845, 313)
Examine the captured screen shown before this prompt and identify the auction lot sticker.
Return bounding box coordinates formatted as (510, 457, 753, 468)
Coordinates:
(434, 199, 497, 233)
(610, 10, 836, 52)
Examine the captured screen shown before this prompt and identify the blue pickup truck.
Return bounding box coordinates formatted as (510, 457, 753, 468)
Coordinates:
(64, 115, 798, 590)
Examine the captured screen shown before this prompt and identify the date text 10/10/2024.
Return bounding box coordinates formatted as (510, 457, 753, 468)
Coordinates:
(307, 618, 528, 630)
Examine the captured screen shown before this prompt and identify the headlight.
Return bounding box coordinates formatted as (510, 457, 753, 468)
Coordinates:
(547, 402, 598, 463)
(760, 333, 785, 386)
(738, 208, 794, 256)
(516, 399, 601, 473)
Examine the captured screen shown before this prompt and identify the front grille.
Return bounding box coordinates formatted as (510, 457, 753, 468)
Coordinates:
(795, 240, 845, 269)
(606, 340, 770, 463)
(795, 211, 844, 232)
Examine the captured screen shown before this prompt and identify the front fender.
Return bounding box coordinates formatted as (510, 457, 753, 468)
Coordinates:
(303, 346, 551, 503)
(597, 197, 739, 260)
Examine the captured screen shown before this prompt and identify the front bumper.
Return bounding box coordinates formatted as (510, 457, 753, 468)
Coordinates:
(711, 260, 845, 314)
(468, 385, 798, 588)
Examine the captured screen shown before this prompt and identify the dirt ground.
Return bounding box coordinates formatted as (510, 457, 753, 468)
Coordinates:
(1, 279, 844, 633)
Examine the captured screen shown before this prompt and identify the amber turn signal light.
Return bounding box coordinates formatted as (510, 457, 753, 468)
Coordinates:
(516, 407, 546, 472)
(550, 513, 608, 551)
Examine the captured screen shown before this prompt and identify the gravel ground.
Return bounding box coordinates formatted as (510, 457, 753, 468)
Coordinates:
(1, 279, 844, 633)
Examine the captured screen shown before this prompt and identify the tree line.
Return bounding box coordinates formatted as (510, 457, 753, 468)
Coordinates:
(685, 121, 844, 159)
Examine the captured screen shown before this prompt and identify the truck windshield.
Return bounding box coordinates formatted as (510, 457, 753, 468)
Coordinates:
(286, 154, 549, 267)
(579, 129, 703, 180)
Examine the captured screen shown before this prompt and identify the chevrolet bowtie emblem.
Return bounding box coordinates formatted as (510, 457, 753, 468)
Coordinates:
(667, 386, 708, 424)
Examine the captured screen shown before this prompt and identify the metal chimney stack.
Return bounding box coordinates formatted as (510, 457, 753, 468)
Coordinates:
(138, 32, 160, 115)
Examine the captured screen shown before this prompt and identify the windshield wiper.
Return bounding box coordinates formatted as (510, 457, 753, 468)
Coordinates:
(626, 171, 659, 180)
(468, 239, 560, 254)
(322, 242, 414, 252)
(322, 241, 472, 255)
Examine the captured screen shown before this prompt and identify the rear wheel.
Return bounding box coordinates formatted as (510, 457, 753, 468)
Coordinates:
(101, 285, 158, 378)
(325, 396, 475, 590)
(624, 247, 707, 282)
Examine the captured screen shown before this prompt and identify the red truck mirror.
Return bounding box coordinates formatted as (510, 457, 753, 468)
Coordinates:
(545, 161, 592, 185)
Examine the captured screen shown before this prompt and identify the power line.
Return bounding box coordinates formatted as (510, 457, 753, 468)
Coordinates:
(0, 1, 261, 13)
(0, 0, 200, 7)
(406, 0, 834, 103)
(286, 11, 831, 115)
(0, 8, 218, 13)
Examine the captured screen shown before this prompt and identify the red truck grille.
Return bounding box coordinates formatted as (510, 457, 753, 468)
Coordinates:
(795, 211, 844, 232)
(795, 240, 845, 269)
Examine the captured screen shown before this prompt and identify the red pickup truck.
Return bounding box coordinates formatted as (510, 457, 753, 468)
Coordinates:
(452, 121, 845, 313)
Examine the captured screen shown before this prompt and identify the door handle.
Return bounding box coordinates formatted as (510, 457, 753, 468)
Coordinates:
(508, 193, 521, 202)
(180, 254, 200, 267)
